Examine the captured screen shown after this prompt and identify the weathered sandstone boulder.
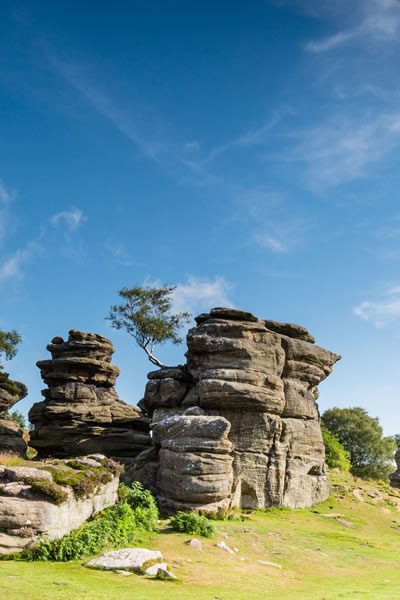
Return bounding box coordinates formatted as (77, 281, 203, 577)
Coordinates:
(0, 372, 27, 454)
(0, 454, 120, 554)
(390, 448, 400, 489)
(139, 307, 340, 511)
(29, 331, 150, 461)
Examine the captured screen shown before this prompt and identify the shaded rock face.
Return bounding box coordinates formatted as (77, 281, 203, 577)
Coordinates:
(0, 454, 119, 554)
(141, 308, 340, 511)
(0, 372, 27, 454)
(29, 331, 150, 460)
(390, 449, 400, 489)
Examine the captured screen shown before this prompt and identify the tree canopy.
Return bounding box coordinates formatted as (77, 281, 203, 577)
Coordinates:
(107, 285, 191, 367)
(0, 329, 22, 369)
(321, 407, 396, 480)
(322, 428, 351, 472)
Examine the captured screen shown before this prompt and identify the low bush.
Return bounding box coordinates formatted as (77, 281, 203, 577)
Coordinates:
(322, 429, 351, 472)
(118, 481, 159, 531)
(170, 511, 215, 538)
(18, 482, 159, 562)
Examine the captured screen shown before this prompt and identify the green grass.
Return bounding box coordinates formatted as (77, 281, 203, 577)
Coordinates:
(2, 472, 400, 599)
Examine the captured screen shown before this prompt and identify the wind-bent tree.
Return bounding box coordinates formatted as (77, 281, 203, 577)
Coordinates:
(0, 329, 22, 370)
(107, 285, 191, 367)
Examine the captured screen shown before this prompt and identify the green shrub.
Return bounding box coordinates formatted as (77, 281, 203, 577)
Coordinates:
(24, 502, 137, 561)
(19, 482, 159, 562)
(322, 429, 351, 472)
(118, 481, 159, 531)
(170, 511, 216, 538)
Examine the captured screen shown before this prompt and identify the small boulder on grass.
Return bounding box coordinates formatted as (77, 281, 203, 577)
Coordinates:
(86, 548, 163, 574)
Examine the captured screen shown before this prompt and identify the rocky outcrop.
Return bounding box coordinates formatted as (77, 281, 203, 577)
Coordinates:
(29, 331, 150, 461)
(140, 307, 340, 511)
(0, 372, 27, 454)
(0, 454, 119, 554)
(390, 448, 400, 489)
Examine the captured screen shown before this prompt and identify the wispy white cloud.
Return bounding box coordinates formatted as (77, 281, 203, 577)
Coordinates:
(0, 242, 39, 283)
(354, 285, 400, 327)
(46, 51, 165, 159)
(0, 179, 14, 244)
(172, 276, 233, 315)
(50, 208, 87, 231)
(105, 237, 136, 267)
(306, 0, 400, 53)
(143, 275, 233, 316)
(206, 109, 291, 163)
(276, 111, 400, 190)
(240, 187, 308, 252)
(255, 233, 289, 253)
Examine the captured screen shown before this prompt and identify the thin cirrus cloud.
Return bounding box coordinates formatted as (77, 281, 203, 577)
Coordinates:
(305, 0, 400, 53)
(0, 179, 14, 244)
(274, 112, 400, 190)
(49, 208, 87, 231)
(0, 242, 39, 284)
(354, 286, 400, 327)
(46, 50, 165, 160)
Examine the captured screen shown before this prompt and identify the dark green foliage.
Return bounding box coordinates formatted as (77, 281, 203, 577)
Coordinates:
(322, 429, 351, 472)
(322, 407, 396, 480)
(23, 502, 137, 562)
(107, 285, 191, 367)
(0, 329, 22, 369)
(170, 511, 216, 538)
(26, 479, 68, 505)
(5, 410, 26, 429)
(21, 482, 159, 562)
(118, 481, 159, 531)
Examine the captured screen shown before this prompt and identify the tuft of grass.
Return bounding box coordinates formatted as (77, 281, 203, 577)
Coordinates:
(170, 511, 215, 538)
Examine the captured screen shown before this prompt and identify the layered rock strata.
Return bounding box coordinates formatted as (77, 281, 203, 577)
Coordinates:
(29, 331, 150, 460)
(0, 454, 119, 554)
(140, 307, 340, 511)
(390, 448, 400, 489)
(0, 372, 27, 454)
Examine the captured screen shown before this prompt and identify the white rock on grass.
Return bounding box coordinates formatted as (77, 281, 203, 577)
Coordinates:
(185, 538, 203, 550)
(257, 560, 282, 569)
(156, 568, 177, 580)
(216, 541, 236, 555)
(144, 562, 168, 576)
(86, 548, 163, 573)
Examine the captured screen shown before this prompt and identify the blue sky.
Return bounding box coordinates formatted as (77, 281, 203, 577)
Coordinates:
(1, 0, 400, 435)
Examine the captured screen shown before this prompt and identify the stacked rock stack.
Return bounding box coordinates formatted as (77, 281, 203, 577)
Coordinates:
(0, 372, 27, 454)
(29, 330, 151, 460)
(390, 448, 400, 489)
(140, 307, 340, 511)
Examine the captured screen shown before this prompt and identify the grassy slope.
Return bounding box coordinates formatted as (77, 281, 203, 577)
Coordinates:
(2, 472, 400, 600)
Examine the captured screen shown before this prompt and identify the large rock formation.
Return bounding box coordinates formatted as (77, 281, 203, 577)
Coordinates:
(390, 448, 400, 489)
(0, 372, 27, 454)
(0, 454, 119, 554)
(140, 307, 340, 512)
(29, 330, 150, 461)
